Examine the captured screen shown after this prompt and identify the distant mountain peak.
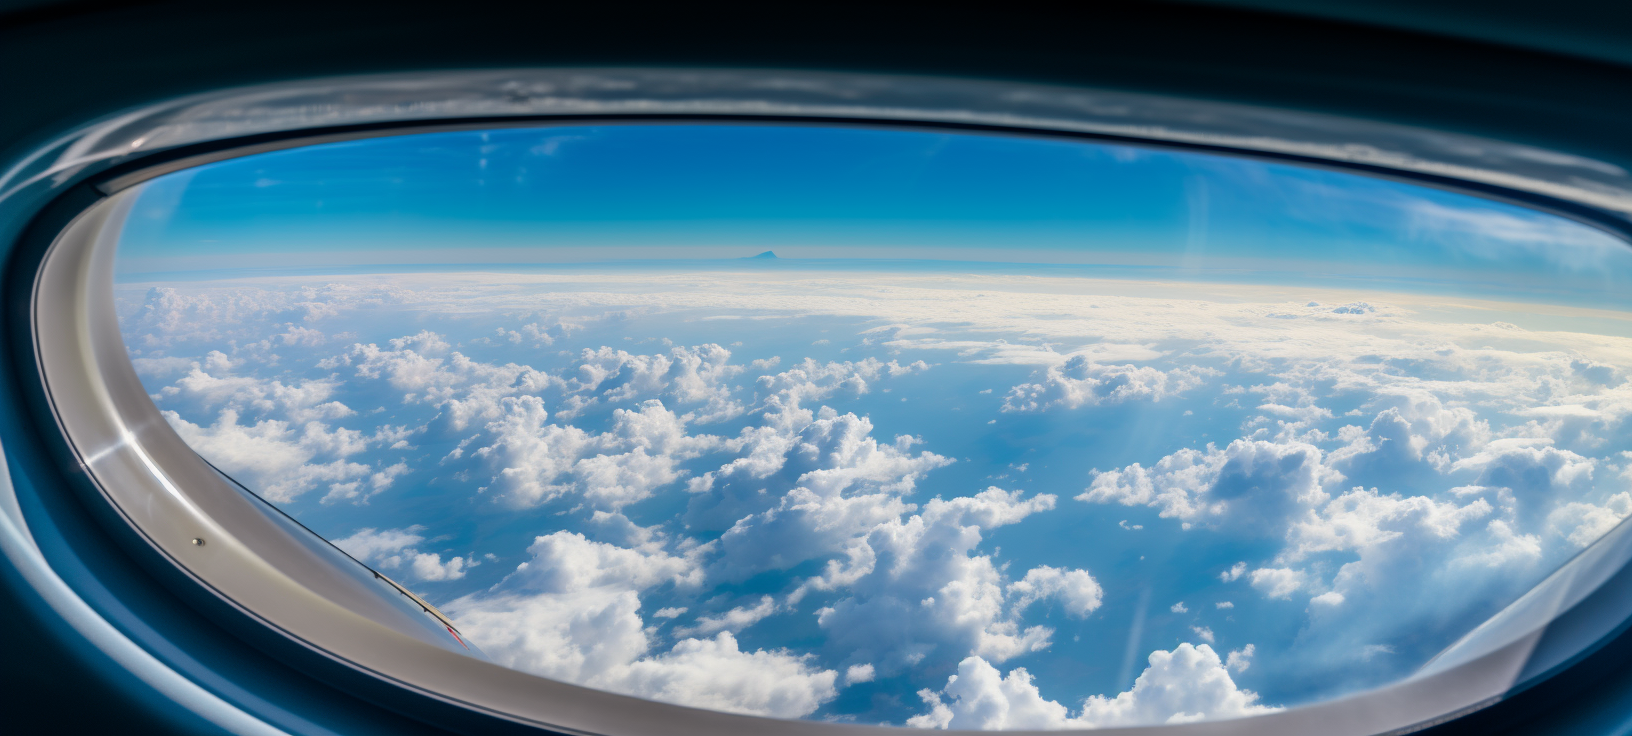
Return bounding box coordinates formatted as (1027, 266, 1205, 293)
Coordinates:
(751, 250, 778, 259)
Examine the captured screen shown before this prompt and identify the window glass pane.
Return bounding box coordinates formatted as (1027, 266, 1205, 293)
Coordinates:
(113, 124, 1632, 728)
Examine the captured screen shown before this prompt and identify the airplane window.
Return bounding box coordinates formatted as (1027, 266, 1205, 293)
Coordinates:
(108, 123, 1632, 729)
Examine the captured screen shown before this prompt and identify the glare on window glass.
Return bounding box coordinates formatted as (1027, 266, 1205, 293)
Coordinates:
(113, 124, 1632, 729)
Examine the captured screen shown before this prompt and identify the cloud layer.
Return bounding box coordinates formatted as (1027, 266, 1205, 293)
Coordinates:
(120, 269, 1632, 727)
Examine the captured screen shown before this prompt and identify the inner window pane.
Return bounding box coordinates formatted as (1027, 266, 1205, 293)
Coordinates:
(113, 124, 1632, 728)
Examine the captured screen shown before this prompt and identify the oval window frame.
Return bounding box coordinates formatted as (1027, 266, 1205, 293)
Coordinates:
(15, 68, 1632, 736)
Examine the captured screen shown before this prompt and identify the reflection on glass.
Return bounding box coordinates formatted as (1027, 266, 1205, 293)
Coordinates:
(113, 125, 1632, 728)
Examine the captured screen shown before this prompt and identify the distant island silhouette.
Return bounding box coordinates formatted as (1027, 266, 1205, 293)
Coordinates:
(750, 251, 777, 259)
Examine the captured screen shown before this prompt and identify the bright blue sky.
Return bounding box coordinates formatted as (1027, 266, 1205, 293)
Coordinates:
(116, 125, 1632, 304)
(112, 125, 1632, 729)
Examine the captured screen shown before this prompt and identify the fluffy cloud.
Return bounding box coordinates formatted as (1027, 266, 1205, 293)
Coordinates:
(1003, 354, 1214, 412)
(148, 350, 427, 505)
(1145, 486, 1492, 619)
(475, 397, 732, 510)
(1263, 488, 1543, 674)
(120, 285, 376, 349)
(1007, 567, 1104, 618)
(164, 408, 406, 503)
(677, 357, 940, 534)
(502, 530, 702, 594)
(446, 531, 836, 718)
(320, 461, 410, 505)
(1548, 492, 1632, 547)
(441, 534, 670, 674)
(613, 632, 837, 717)
(1081, 439, 1337, 529)
(1282, 487, 1493, 562)
(1454, 519, 1543, 569)
(1248, 568, 1312, 600)
(1226, 644, 1255, 672)
(452, 584, 651, 686)
(336, 334, 964, 712)
(561, 343, 747, 422)
(909, 645, 1277, 729)
(811, 488, 1061, 671)
(1073, 644, 1279, 726)
(753, 357, 929, 412)
(1080, 431, 1531, 645)
(1327, 394, 1489, 474)
(333, 526, 475, 581)
(706, 410, 953, 582)
(162, 351, 355, 422)
(1078, 402, 1597, 677)
(412, 351, 942, 526)
(338, 330, 556, 430)
(673, 596, 777, 637)
(333, 526, 425, 560)
(907, 657, 1076, 730)
(1449, 438, 1595, 507)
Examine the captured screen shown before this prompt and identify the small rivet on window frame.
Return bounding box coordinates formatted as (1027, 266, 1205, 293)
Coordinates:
(191, 537, 206, 546)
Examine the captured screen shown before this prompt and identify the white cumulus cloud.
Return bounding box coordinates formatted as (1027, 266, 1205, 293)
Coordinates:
(909, 645, 1278, 729)
(811, 488, 1060, 671)
(1080, 439, 1338, 529)
(333, 526, 475, 582)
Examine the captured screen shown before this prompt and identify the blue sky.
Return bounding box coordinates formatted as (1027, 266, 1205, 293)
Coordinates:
(117, 125, 1632, 305)
(112, 125, 1632, 729)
